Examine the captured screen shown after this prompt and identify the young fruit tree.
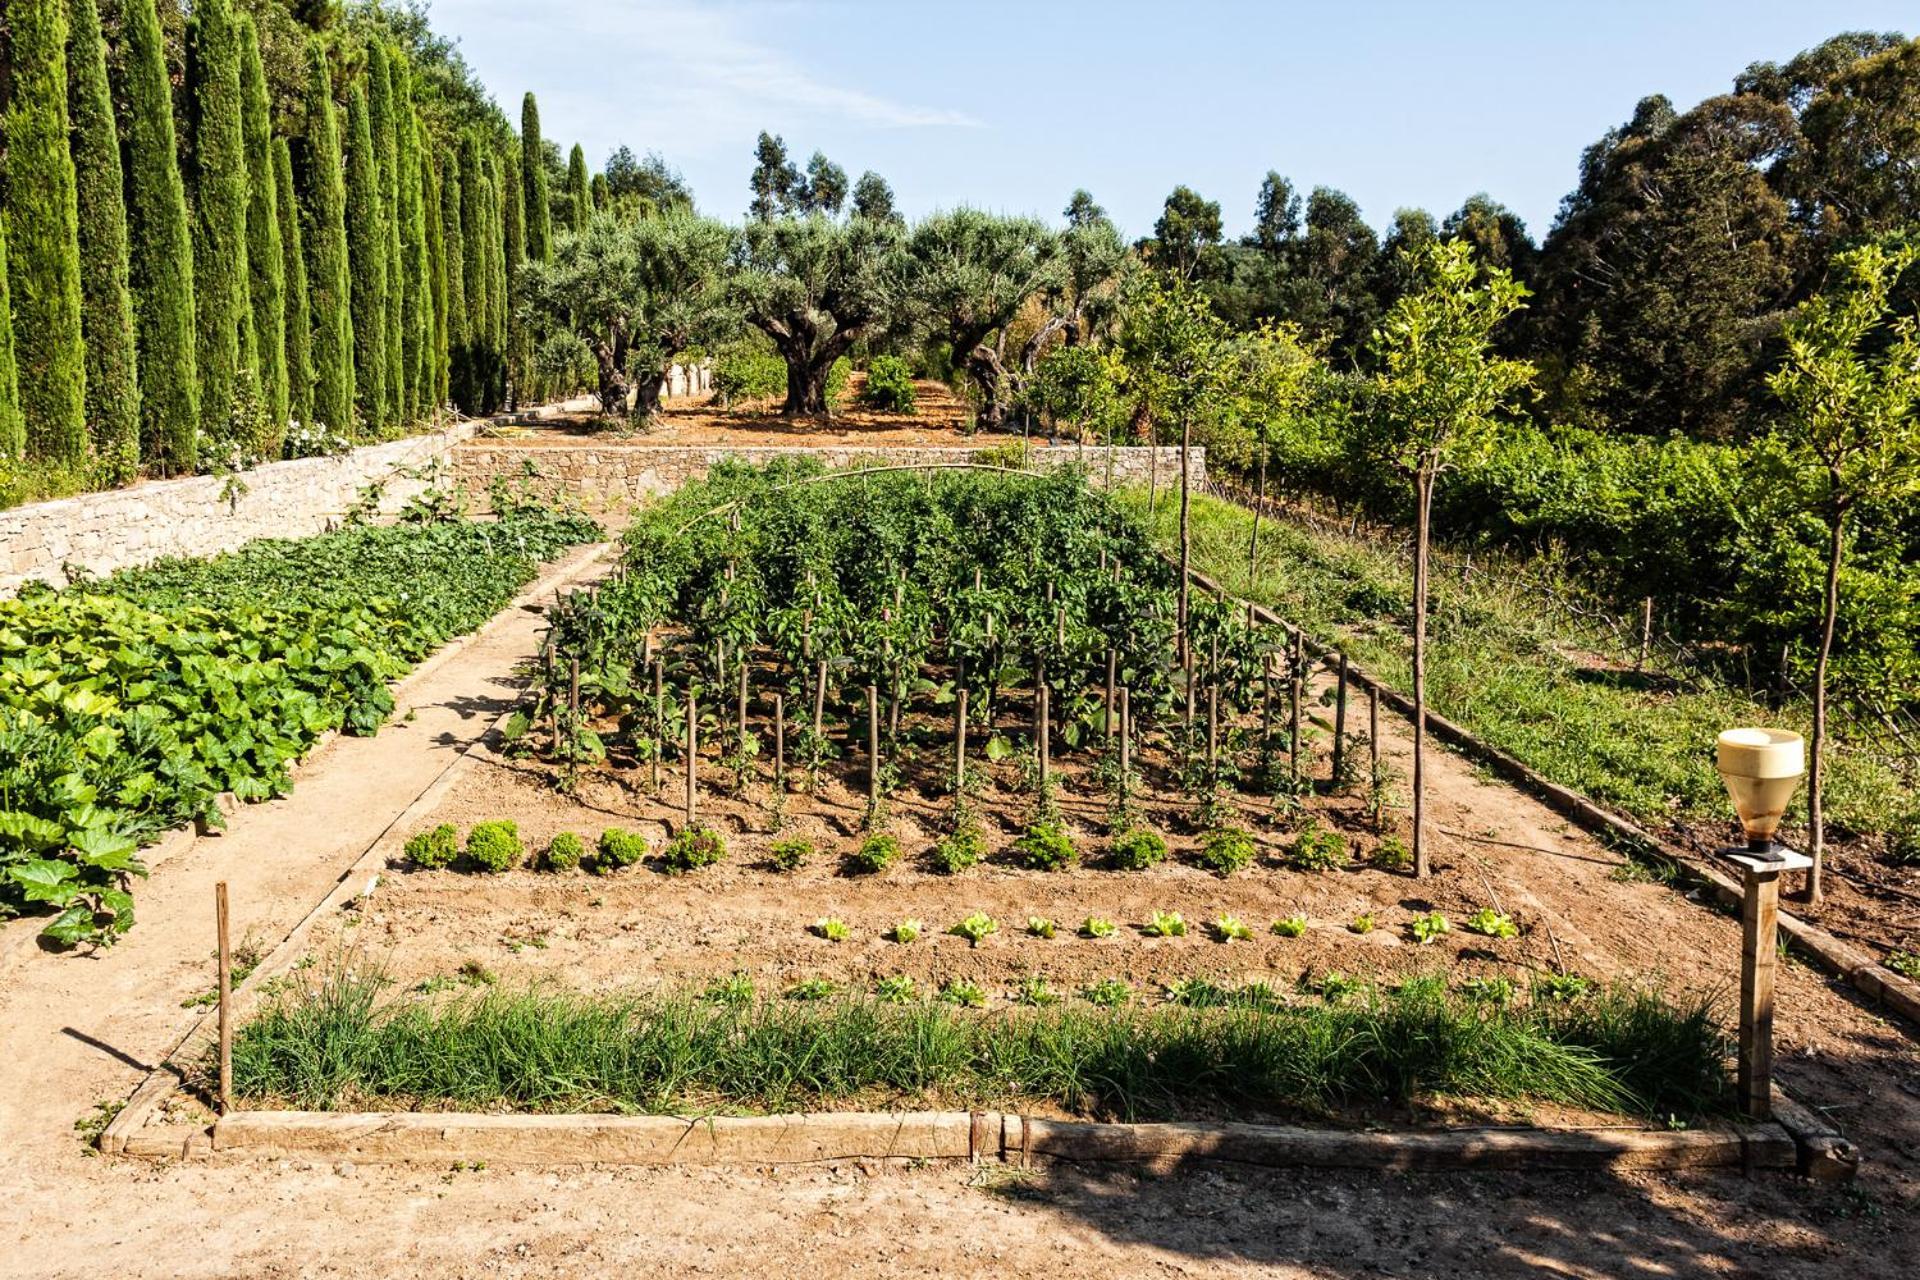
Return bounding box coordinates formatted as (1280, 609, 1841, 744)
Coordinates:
(1364, 240, 1531, 877)
(731, 214, 909, 416)
(1766, 238, 1920, 902)
(518, 212, 734, 421)
(1231, 320, 1321, 587)
(1119, 273, 1238, 643)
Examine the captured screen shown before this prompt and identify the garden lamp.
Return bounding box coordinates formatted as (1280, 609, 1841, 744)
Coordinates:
(1715, 727, 1805, 861)
(1712, 727, 1811, 1121)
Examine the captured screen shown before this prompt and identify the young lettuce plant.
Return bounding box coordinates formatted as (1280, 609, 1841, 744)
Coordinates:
(1271, 913, 1308, 938)
(1213, 914, 1255, 943)
(1143, 910, 1187, 938)
(1080, 916, 1118, 939)
(1465, 908, 1519, 939)
(950, 912, 999, 947)
(890, 918, 923, 944)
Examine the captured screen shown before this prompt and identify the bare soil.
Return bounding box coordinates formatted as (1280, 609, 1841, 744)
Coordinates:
(3, 553, 1919, 1278)
(492, 374, 1047, 449)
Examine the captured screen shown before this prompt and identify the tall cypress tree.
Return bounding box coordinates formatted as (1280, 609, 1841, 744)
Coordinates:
(238, 15, 286, 448)
(0, 223, 23, 459)
(394, 63, 427, 423)
(424, 153, 450, 407)
(121, 0, 198, 472)
(502, 149, 527, 408)
(186, 0, 250, 444)
(67, 0, 139, 482)
(273, 138, 312, 434)
(344, 83, 387, 437)
(6, 0, 87, 464)
(457, 137, 491, 413)
(301, 39, 353, 440)
(521, 94, 552, 262)
(486, 157, 509, 411)
(440, 151, 467, 410)
(368, 41, 404, 428)
(566, 143, 590, 234)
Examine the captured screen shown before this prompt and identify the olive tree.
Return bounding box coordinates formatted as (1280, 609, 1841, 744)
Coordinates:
(1767, 238, 1920, 901)
(731, 214, 909, 416)
(908, 209, 1060, 429)
(518, 212, 734, 420)
(1363, 240, 1531, 877)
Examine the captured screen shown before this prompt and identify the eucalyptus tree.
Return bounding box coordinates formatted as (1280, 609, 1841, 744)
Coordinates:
(1767, 239, 1920, 902)
(908, 210, 1061, 429)
(731, 214, 911, 416)
(1363, 240, 1531, 877)
(520, 213, 735, 420)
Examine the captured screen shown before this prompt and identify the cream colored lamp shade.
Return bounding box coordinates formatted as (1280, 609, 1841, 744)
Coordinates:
(1715, 728, 1804, 849)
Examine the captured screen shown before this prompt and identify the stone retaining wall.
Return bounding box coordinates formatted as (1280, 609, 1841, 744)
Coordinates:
(0, 422, 478, 593)
(454, 442, 1205, 511)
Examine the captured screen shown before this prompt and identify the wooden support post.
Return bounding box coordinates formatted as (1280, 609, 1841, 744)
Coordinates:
(651, 661, 664, 793)
(813, 660, 828, 741)
(1729, 851, 1809, 1120)
(955, 687, 969, 794)
(568, 657, 581, 722)
(1038, 684, 1050, 789)
(1289, 634, 1304, 780)
(1638, 596, 1654, 671)
(1369, 684, 1380, 777)
(867, 684, 881, 809)
(1260, 655, 1273, 747)
(684, 690, 698, 825)
(1104, 649, 1117, 739)
(737, 662, 749, 746)
(1206, 683, 1218, 767)
(1332, 653, 1349, 785)
(216, 881, 232, 1115)
(1182, 643, 1195, 729)
(1118, 686, 1131, 787)
(773, 693, 785, 789)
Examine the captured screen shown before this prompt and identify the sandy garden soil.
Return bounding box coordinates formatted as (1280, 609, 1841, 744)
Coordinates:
(3, 545, 1920, 1277)
(486, 374, 1062, 449)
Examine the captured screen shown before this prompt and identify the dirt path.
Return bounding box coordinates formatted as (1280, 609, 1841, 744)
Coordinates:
(3, 550, 1919, 1277)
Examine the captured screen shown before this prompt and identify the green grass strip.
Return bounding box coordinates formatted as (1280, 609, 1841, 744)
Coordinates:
(230, 968, 1732, 1123)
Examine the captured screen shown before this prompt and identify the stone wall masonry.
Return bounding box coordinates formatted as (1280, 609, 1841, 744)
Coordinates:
(454, 442, 1206, 512)
(0, 421, 478, 594)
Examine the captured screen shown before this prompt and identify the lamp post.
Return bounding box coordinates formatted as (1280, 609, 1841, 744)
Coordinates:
(1715, 728, 1812, 1121)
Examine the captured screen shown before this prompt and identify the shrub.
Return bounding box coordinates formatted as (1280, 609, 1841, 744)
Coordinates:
(930, 824, 986, 874)
(847, 833, 902, 875)
(464, 821, 522, 873)
(543, 831, 585, 871)
(1287, 821, 1349, 872)
(1195, 826, 1257, 875)
(825, 356, 852, 409)
(862, 355, 917, 413)
(711, 339, 784, 406)
(1012, 820, 1076, 871)
(404, 823, 459, 870)
(593, 827, 648, 873)
(1109, 826, 1168, 871)
(1373, 834, 1412, 871)
(768, 836, 812, 871)
(660, 824, 725, 874)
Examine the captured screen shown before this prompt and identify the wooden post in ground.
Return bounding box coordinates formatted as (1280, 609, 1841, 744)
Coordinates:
(1118, 686, 1131, 788)
(773, 693, 785, 789)
(867, 684, 881, 811)
(568, 657, 581, 723)
(955, 687, 968, 794)
(1332, 653, 1349, 785)
(1206, 683, 1219, 768)
(1037, 684, 1050, 791)
(216, 881, 232, 1115)
(1638, 597, 1654, 671)
(684, 689, 698, 825)
(1104, 649, 1116, 739)
(651, 661, 665, 793)
(1729, 851, 1809, 1120)
(1289, 633, 1304, 781)
(737, 662, 749, 747)
(812, 660, 828, 742)
(1369, 685, 1380, 778)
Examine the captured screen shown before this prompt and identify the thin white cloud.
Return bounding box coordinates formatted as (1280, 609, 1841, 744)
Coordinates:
(434, 0, 980, 138)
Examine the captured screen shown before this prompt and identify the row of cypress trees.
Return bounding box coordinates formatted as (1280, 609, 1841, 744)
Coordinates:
(1, 0, 573, 487)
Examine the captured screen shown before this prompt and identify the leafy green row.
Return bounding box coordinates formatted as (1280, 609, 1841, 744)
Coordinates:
(0, 508, 598, 947)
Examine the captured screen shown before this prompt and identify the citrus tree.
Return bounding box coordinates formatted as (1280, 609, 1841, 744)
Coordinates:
(1364, 240, 1531, 877)
(1767, 237, 1920, 900)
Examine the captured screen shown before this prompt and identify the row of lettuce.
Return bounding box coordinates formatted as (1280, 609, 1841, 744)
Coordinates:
(0, 502, 598, 946)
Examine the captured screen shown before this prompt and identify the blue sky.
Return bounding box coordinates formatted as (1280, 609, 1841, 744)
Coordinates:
(431, 0, 1914, 240)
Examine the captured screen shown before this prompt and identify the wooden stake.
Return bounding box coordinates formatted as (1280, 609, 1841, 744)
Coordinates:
(1369, 685, 1381, 777)
(812, 659, 828, 741)
(737, 661, 749, 746)
(1638, 596, 1654, 671)
(1206, 682, 1218, 766)
(955, 687, 969, 793)
(773, 693, 785, 789)
(1289, 633, 1303, 780)
(684, 689, 698, 824)
(651, 660, 664, 793)
(1118, 685, 1131, 785)
(568, 656, 581, 722)
(1037, 683, 1050, 789)
(1332, 652, 1349, 784)
(1104, 649, 1117, 739)
(867, 684, 881, 809)
(216, 881, 232, 1115)
(1738, 864, 1785, 1120)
